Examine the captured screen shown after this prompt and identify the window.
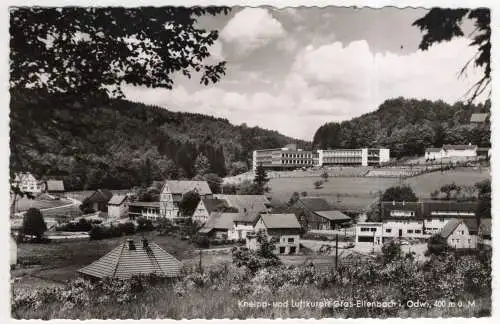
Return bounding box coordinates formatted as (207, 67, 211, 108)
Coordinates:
(461, 231, 464, 235)
(370, 228, 377, 232)
(415, 230, 421, 234)
(288, 237, 295, 243)
(440, 218, 445, 222)
(385, 229, 392, 233)
(407, 230, 413, 234)
(279, 247, 286, 254)
(360, 228, 369, 232)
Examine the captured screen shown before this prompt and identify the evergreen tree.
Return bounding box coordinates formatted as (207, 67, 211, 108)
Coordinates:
(194, 153, 210, 177)
(253, 164, 270, 194)
(22, 208, 47, 239)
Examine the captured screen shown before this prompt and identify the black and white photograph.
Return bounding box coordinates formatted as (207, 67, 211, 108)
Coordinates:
(7, 1, 493, 319)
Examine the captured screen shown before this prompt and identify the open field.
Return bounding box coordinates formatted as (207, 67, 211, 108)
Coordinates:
(268, 167, 491, 210)
(13, 197, 71, 213)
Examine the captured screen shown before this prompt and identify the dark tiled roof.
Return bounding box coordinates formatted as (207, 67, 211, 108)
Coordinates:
(203, 212, 237, 231)
(259, 213, 302, 229)
(164, 181, 212, 195)
(315, 210, 351, 222)
(129, 201, 160, 208)
(470, 113, 488, 123)
(442, 144, 477, 151)
(46, 180, 65, 192)
(215, 194, 270, 222)
(294, 197, 331, 212)
(439, 219, 463, 238)
(108, 194, 127, 205)
(381, 201, 421, 219)
(201, 198, 227, 213)
(84, 189, 114, 204)
(425, 148, 442, 153)
(381, 201, 477, 220)
(78, 240, 182, 279)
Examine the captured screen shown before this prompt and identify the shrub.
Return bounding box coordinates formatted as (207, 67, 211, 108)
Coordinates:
(21, 208, 47, 239)
(382, 240, 402, 264)
(314, 180, 324, 189)
(427, 234, 449, 255)
(119, 222, 136, 235)
(136, 217, 154, 232)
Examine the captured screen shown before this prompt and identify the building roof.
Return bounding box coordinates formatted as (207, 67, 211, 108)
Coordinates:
(315, 210, 351, 222)
(164, 180, 212, 195)
(129, 201, 160, 208)
(216, 194, 270, 222)
(202, 212, 238, 231)
(425, 148, 443, 153)
(259, 213, 302, 229)
(470, 113, 488, 123)
(201, 198, 228, 213)
(442, 144, 477, 151)
(439, 219, 464, 238)
(422, 200, 477, 217)
(45, 180, 65, 192)
(77, 239, 182, 279)
(84, 189, 114, 204)
(108, 194, 127, 205)
(294, 197, 332, 212)
(381, 200, 478, 220)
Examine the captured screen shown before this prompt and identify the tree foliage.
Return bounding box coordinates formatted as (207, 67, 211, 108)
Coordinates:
(11, 90, 302, 190)
(10, 7, 230, 97)
(203, 173, 222, 194)
(313, 98, 490, 158)
(413, 8, 491, 103)
(22, 208, 47, 239)
(194, 153, 210, 177)
(381, 185, 418, 202)
(253, 164, 270, 194)
(178, 190, 201, 217)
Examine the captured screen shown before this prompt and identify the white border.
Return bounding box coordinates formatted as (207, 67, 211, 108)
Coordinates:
(1, 1, 498, 324)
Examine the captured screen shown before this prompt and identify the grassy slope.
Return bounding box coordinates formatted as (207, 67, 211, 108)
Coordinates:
(268, 167, 491, 210)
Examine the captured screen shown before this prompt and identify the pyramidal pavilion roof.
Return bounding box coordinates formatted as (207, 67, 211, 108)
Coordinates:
(78, 239, 182, 279)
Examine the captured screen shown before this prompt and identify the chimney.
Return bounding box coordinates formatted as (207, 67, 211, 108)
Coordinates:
(142, 238, 149, 249)
(127, 239, 136, 250)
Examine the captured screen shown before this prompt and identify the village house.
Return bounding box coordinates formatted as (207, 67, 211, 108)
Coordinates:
(198, 212, 238, 239)
(425, 144, 478, 160)
(42, 180, 65, 197)
(439, 218, 478, 249)
(192, 198, 227, 224)
(107, 194, 129, 219)
(249, 213, 302, 255)
(78, 238, 182, 280)
(128, 201, 161, 220)
(82, 189, 114, 212)
(355, 222, 384, 248)
(13, 172, 42, 194)
(291, 197, 351, 230)
(425, 148, 445, 161)
(215, 194, 271, 239)
(159, 180, 212, 220)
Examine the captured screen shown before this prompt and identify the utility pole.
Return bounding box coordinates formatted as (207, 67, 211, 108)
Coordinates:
(335, 234, 339, 270)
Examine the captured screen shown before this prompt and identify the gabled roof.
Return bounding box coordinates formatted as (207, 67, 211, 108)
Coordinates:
(470, 113, 488, 123)
(294, 197, 331, 212)
(425, 148, 443, 153)
(45, 180, 65, 192)
(129, 201, 160, 208)
(77, 239, 182, 279)
(422, 200, 477, 217)
(201, 198, 227, 213)
(439, 219, 464, 238)
(84, 189, 114, 204)
(164, 180, 212, 195)
(443, 144, 477, 151)
(215, 194, 270, 222)
(202, 212, 238, 231)
(108, 194, 127, 205)
(258, 213, 302, 229)
(315, 210, 351, 222)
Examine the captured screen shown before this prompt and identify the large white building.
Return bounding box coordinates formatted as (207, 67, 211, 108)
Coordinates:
(425, 144, 477, 161)
(13, 172, 42, 194)
(252, 145, 390, 171)
(355, 200, 480, 245)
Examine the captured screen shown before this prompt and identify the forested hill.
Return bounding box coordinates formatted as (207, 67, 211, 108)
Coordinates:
(313, 97, 491, 158)
(10, 89, 307, 190)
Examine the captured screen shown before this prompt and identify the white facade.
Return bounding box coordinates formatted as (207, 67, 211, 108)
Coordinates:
(159, 181, 212, 220)
(382, 220, 425, 238)
(10, 237, 17, 266)
(355, 222, 384, 247)
(108, 200, 128, 219)
(192, 200, 210, 224)
(13, 172, 42, 194)
(379, 149, 391, 163)
(253, 217, 301, 254)
(425, 149, 445, 160)
(446, 222, 478, 249)
(423, 218, 449, 235)
(317, 148, 390, 167)
(229, 222, 254, 241)
(444, 149, 477, 158)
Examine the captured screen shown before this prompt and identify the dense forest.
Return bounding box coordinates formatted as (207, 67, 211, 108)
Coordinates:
(10, 89, 306, 190)
(313, 97, 491, 158)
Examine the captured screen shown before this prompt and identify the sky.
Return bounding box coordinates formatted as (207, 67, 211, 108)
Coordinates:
(123, 7, 486, 141)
